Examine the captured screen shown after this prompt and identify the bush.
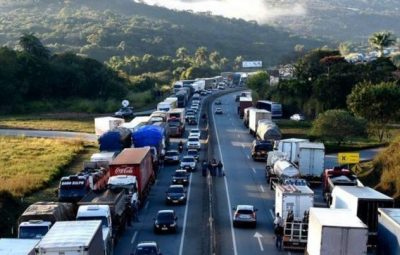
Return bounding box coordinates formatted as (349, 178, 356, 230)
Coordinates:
(0, 190, 23, 237)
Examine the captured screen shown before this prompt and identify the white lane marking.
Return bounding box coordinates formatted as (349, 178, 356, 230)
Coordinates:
(179, 174, 193, 255)
(241, 144, 245, 149)
(211, 102, 238, 255)
(252, 168, 256, 173)
(260, 185, 265, 193)
(155, 179, 158, 185)
(144, 201, 149, 210)
(247, 155, 250, 159)
(269, 209, 275, 219)
(254, 232, 264, 251)
(130, 231, 138, 244)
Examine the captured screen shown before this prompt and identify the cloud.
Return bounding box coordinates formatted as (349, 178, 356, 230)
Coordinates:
(135, 0, 307, 23)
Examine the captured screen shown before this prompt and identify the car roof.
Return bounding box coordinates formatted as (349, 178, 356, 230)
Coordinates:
(190, 128, 200, 132)
(183, 155, 195, 159)
(166, 150, 178, 153)
(158, 209, 174, 214)
(188, 136, 199, 139)
(169, 184, 184, 188)
(175, 169, 188, 173)
(236, 205, 254, 210)
(137, 241, 157, 247)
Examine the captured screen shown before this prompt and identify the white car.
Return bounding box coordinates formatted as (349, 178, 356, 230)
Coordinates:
(180, 156, 197, 171)
(190, 105, 199, 113)
(192, 99, 201, 105)
(189, 128, 201, 139)
(290, 113, 305, 121)
(186, 136, 201, 150)
(233, 204, 258, 228)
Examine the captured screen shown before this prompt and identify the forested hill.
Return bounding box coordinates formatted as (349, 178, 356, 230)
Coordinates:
(0, 0, 324, 65)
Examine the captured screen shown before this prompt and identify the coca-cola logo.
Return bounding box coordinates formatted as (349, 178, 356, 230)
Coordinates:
(114, 166, 134, 175)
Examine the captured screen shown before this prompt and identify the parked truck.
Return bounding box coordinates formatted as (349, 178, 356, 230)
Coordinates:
(98, 127, 132, 152)
(248, 108, 271, 135)
(307, 208, 368, 255)
(175, 90, 188, 107)
(166, 108, 186, 137)
(57, 161, 109, 203)
(109, 147, 154, 204)
(77, 189, 128, 248)
(322, 167, 363, 206)
(331, 186, 394, 246)
(296, 142, 325, 183)
(35, 220, 105, 255)
(238, 97, 253, 118)
(94, 117, 125, 136)
(164, 97, 178, 109)
(275, 138, 309, 164)
(243, 107, 255, 128)
(90, 152, 118, 164)
(120, 116, 150, 132)
(256, 120, 281, 142)
(149, 111, 167, 123)
(0, 238, 39, 255)
(18, 202, 75, 239)
(377, 208, 400, 255)
(275, 184, 314, 250)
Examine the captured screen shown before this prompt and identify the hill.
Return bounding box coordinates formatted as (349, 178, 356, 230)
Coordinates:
(0, 0, 324, 66)
(266, 0, 400, 42)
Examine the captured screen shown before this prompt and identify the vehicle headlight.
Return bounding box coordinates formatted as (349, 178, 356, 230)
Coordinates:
(156, 224, 160, 228)
(179, 196, 185, 200)
(170, 223, 176, 227)
(167, 196, 171, 199)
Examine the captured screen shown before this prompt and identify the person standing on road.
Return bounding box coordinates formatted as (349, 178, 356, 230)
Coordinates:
(217, 160, 224, 177)
(275, 224, 284, 250)
(202, 160, 208, 177)
(274, 212, 283, 229)
(211, 158, 217, 176)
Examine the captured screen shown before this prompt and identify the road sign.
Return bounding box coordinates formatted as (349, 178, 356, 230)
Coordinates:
(338, 152, 360, 164)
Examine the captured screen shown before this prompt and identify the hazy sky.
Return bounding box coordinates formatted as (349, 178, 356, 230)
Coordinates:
(135, 0, 307, 23)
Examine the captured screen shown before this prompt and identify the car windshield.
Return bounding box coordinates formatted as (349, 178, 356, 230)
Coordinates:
(182, 157, 194, 163)
(188, 151, 197, 156)
(237, 209, 253, 214)
(135, 246, 158, 255)
(188, 138, 198, 142)
(174, 172, 187, 177)
(19, 226, 49, 239)
(166, 151, 178, 156)
(157, 212, 175, 221)
(190, 130, 200, 134)
(168, 187, 184, 193)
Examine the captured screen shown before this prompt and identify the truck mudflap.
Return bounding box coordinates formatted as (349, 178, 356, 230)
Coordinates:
(282, 221, 308, 251)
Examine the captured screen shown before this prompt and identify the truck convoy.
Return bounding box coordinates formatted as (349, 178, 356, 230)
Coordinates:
(18, 202, 75, 239)
(306, 208, 368, 255)
(57, 161, 109, 203)
(331, 186, 394, 245)
(109, 147, 154, 205)
(248, 108, 271, 135)
(35, 220, 105, 255)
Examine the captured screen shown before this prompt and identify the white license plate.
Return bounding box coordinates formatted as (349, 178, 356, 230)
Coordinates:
(161, 227, 168, 230)
(172, 200, 179, 203)
(239, 215, 251, 219)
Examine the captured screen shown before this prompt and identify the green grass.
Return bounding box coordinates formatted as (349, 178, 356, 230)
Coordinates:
(0, 136, 85, 197)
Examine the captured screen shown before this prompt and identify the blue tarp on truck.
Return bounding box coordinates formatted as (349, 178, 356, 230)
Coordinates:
(98, 127, 132, 152)
(132, 125, 164, 149)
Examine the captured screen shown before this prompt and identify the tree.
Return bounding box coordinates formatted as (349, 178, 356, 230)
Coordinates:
(310, 110, 366, 145)
(194, 46, 208, 66)
(18, 33, 50, 59)
(347, 81, 400, 142)
(209, 51, 221, 69)
(233, 56, 243, 70)
(368, 31, 396, 57)
(338, 42, 353, 56)
(176, 47, 189, 61)
(247, 71, 269, 100)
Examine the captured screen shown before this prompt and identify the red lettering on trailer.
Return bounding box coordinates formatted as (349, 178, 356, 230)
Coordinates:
(114, 166, 134, 175)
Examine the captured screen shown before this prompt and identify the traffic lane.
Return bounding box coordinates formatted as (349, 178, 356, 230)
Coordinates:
(211, 98, 283, 255)
(114, 161, 187, 255)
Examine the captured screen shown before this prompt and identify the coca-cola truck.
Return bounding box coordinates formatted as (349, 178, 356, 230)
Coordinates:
(109, 147, 155, 204)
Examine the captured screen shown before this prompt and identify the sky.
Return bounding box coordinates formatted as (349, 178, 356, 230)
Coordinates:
(134, 0, 307, 23)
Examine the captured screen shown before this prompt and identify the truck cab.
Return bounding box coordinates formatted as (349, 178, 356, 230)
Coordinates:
(108, 175, 139, 207)
(57, 175, 89, 202)
(76, 205, 113, 255)
(18, 220, 51, 239)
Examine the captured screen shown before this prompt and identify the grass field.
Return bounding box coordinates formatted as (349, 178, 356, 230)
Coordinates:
(0, 136, 85, 197)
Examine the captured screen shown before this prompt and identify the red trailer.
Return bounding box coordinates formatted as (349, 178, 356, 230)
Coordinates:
(109, 147, 155, 203)
(238, 97, 253, 118)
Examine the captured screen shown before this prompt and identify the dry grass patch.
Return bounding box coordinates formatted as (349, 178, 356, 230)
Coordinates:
(0, 119, 94, 133)
(0, 136, 84, 197)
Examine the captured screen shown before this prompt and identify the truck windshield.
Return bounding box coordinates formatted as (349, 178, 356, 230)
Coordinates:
(77, 216, 108, 227)
(19, 226, 49, 239)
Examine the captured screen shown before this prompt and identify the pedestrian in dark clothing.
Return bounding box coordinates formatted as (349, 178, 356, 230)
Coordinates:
(126, 204, 132, 226)
(275, 225, 284, 250)
(202, 160, 208, 177)
(217, 160, 224, 177)
(210, 158, 217, 176)
(132, 202, 139, 222)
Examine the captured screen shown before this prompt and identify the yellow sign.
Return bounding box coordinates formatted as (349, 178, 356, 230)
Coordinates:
(338, 153, 360, 164)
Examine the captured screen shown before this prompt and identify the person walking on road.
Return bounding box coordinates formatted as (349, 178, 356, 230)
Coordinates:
(217, 160, 224, 177)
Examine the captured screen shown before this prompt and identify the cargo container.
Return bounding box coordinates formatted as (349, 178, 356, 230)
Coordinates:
(307, 208, 368, 255)
(94, 117, 124, 136)
(120, 116, 150, 132)
(164, 97, 178, 109)
(0, 238, 39, 255)
(377, 208, 400, 255)
(276, 138, 309, 164)
(297, 142, 325, 180)
(90, 152, 118, 164)
(35, 221, 104, 255)
(248, 108, 271, 135)
(331, 186, 394, 245)
(109, 147, 154, 203)
(238, 97, 253, 118)
(243, 107, 256, 128)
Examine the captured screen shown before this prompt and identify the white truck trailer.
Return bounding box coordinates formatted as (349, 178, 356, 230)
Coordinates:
(248, 108, 271, 135)
(297, 142, 325, 182)
(331, 186, 394, 246)
(35, 220, 104, 255)
(276, 138, 309, 164)
(0, 238, 39, 255)
(377, 208, 400, 255)
(307, 208, 368, 255)
(275, 184, 314, 250)
(95, 117, 125, 136)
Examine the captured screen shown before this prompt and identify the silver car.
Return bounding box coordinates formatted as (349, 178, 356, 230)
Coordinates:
(232, 205, 258, 228)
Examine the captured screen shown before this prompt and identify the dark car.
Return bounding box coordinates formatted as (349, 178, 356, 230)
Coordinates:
(153, 210, 178, 233)
(165, 184, 187, 205)
(187, 117, 198, 125)
(132, 241, 162, 255)
(115, 107, 134, 118)
(164, 150, 180, 164)
(251, 140, 273, 161)
(172, 169, 190, 186)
